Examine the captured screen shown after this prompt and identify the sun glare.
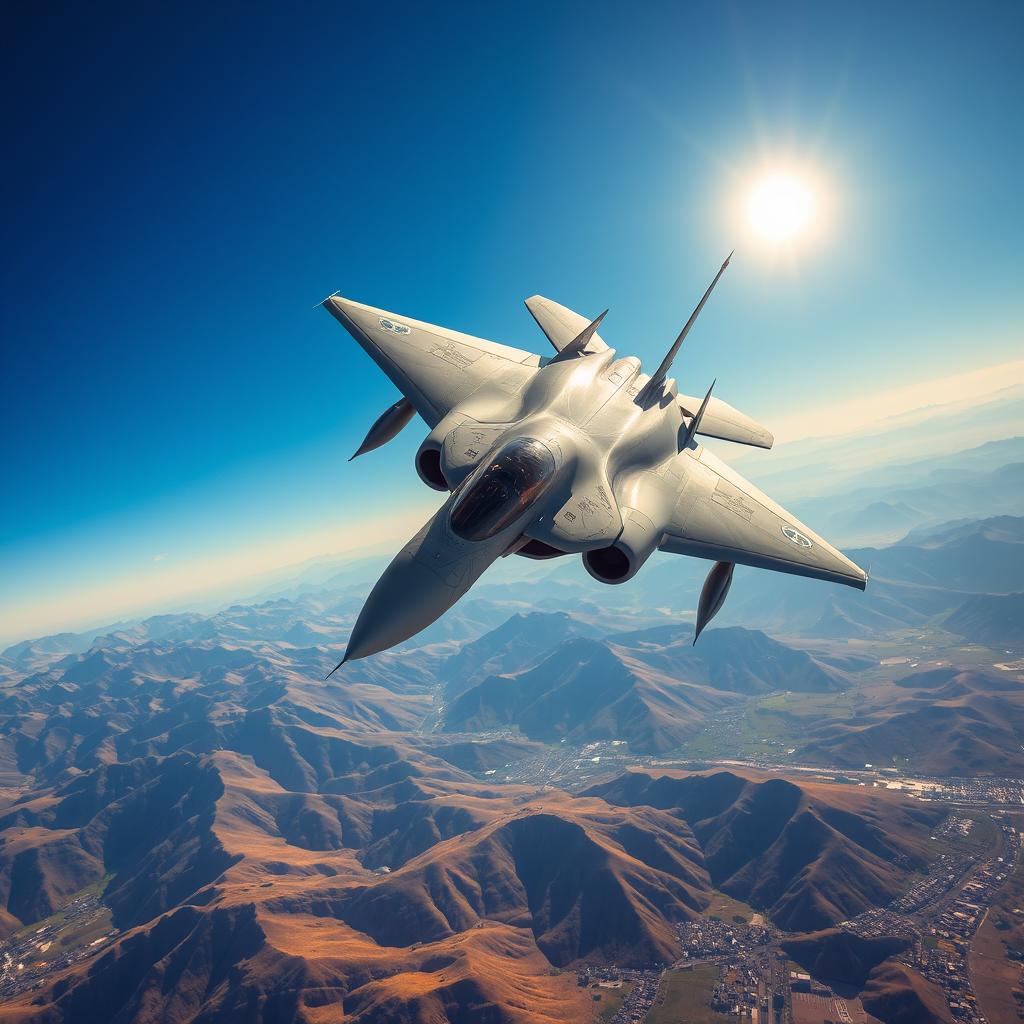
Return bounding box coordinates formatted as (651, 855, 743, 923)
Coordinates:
(744, 172, 817, 244)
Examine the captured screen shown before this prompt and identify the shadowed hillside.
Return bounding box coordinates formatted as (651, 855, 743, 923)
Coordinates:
(0, 500, 1017, 1021)
(782, 928, 911, 988)
(942, 591, 1024, 645)
(586, 769, 943, 931)
(862, 960, 953, 1024)
(442, 626, 843, 753)
(797, 668, 1024, 775)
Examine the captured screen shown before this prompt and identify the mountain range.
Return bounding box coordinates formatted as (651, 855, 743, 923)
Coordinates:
(441, 625, 844, 753)
(0, 434, 1021, 1021)
(0, 595, 957, 1022)
(795, 667, 1024, 775)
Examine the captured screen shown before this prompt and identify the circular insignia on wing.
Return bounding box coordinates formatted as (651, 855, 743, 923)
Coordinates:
(378, 317, 410, 335)
(781, 525, 813, 548)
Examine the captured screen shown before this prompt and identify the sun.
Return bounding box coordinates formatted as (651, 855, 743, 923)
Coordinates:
(744, 172, 817, 244)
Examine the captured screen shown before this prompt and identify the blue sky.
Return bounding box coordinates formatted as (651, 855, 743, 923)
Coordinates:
(2, 1, 1022, 642)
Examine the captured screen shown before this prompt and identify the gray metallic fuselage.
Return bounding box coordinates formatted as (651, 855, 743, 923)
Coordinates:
(323, 285, 867, 667)
(344, 349, 675, 661)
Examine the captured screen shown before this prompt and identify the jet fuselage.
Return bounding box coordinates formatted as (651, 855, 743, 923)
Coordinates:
(321, 267, 867, 669)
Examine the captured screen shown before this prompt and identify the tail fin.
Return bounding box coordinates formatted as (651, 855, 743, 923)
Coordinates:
(680, 379, 716, 448)
(550, 310, 608, 362)
(525, 295, 611, 354)
(640, 252, 732, 402)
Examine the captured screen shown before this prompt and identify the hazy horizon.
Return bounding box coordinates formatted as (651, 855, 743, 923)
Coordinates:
(3, 358, 1020, 647)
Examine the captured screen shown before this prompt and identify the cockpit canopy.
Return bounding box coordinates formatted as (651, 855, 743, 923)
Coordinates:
(450, 437, 556, 542)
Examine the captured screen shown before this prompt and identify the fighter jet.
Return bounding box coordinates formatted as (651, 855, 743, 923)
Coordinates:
(322, 255, 866, 672)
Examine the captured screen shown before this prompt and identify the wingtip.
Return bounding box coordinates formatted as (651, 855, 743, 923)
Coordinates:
(316, 290, 341, 311)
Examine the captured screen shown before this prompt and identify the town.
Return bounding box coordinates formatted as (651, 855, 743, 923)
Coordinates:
(1, 749, 1020, 1023)
(0, 887, 117, 1000)
(573, 801, 1021, 1024)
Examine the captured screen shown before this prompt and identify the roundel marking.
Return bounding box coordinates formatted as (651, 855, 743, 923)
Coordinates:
(781, 525, 813, 548)
(378, 317, 411, 335)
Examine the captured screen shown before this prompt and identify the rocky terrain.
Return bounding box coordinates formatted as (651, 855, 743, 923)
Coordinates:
(587, 769, 943, 931)
(0, 605, 951, 1022)
(782, 930, 951, 1023)
(0, 464, 1020, 1021)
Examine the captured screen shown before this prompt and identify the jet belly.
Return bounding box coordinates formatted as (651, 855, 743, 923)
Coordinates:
(321, 257, 869, 663)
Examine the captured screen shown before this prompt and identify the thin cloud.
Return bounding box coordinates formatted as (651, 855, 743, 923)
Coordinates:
(768, 356, 1024, 445)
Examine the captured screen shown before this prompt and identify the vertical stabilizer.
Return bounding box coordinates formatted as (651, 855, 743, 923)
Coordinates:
(640, 252, 732, 402)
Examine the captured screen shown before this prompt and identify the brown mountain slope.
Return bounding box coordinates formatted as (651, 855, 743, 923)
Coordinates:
(314, 799, 708, 967)
(0, 829, 102, 934)
(781, 929, 911, 989)
(441, 626, 846, 755)
(862, 960, 952, 1024)
(797, 668, 1024, 776)
(419, 737, 547, 775)
(0, 595, 979, 1023)
(0, 753, 236, 937)
(4, 906, 588, 1024)
(586, 769, 943, 931)
(439, 611, 603, 697)
(334, 925, 585, 1024)
(443, 638, 738, 753)
(0, 742, 712, 1021)
(605, 625, 848, 694)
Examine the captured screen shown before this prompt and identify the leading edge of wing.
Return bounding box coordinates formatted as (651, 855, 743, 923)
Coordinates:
(324, 295, 541, 428)
(661, 447, 868, 590)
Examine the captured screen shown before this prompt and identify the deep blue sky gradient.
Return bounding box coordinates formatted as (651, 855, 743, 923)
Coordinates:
(2, 1, 1022, 637)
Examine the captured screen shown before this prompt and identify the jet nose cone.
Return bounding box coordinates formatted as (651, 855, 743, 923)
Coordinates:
(343, 550, 447, 663)
(338, 482, 547, 665)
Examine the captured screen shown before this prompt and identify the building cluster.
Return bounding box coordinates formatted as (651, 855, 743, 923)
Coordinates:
(935, 815, 976, 840)
(825, 816, 1019, 1024)
(912, 777, 1024, 806)
(711, 962, 768, 1017)
(484, 734, 638, 789)
(932, 859, 1012, 944)
(607, 973, 660, 1023)
(0, 891, 115, 999)
(574, 964, 663, 1023)
(675, 915, 773, 958)
(917, 822, 1020, 1023)
(788, 970, 834, 998)
(842, 905, 918, 941)
(919, 938, 984, 1022)
(890, 853, 976, 913)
